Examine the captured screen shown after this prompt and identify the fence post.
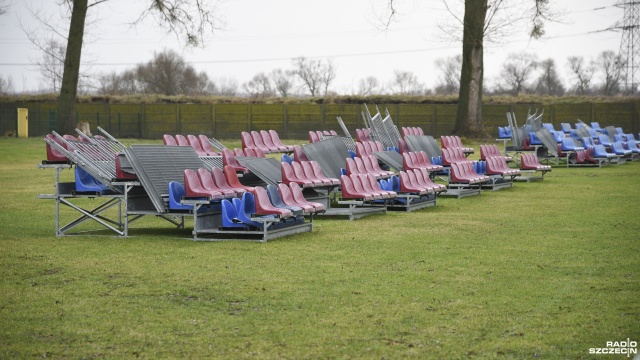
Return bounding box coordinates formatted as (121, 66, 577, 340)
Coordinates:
(283, 104, 289, 139)
(214, 104, 217, 138)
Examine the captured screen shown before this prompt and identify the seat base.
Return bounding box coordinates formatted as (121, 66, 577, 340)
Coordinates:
(316, 201, 387, 221)
(387, 194, 437, 212)
(440, 186, 481, 199)
(481, 176, 514, 191)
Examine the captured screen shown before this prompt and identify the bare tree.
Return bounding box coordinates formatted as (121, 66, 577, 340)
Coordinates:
(434, 54, 462, 95)
(270, 68, 295, 97)
(498, 52, 538, 95)
(357, 76, 380, 96)
(0, 75, 14, 95)
(533, 58, 565, 95)
(0, 0, 9, 16)
(50, 0, 221, 134)
(243, 73, 274, 99)
(390, 70, 423, 95)
(595, 50, 625, 96)
(292, 57, 336, 96)
(213, 77, 239, 96)
(35, 39, 67, 92)
(566, 56, 595, 95)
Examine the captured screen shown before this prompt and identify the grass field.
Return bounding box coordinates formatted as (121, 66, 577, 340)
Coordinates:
(1, 137, 639, 359)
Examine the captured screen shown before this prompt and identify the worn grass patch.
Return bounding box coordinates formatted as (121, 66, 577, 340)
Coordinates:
(0, 137, 638, 358)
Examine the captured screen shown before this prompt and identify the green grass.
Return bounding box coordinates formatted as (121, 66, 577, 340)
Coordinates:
(1, 138, 639, 359)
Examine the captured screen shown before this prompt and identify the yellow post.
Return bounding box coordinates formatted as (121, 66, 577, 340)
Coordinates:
(17, 108, 28, 138)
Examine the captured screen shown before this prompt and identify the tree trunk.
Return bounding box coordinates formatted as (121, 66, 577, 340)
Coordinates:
(453, 0, 488, 138)
(57, 0, 88, 135)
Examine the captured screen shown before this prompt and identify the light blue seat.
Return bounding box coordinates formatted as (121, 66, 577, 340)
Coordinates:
(592, 145, 616, 158)
(591, 122, 603, 131)
(561, 138, 584, 152)
(611, 142, 632, 156)
(529, 132, 543, 145)
(221, 199, 249, 229)
(597, 135, 613, 147)
(561, 123, 573, 133)
(581, 137, 596, 149)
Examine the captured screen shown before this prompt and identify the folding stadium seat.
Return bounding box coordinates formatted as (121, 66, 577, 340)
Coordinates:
(241, 131, 256, 150)
(310, 161, 340, 186)
(281, 153, 293, 164)
(251, 187, 292, 218)
(625, 139, 640, 153)
(398, 138, 410, 154)
(292, 162, 324, 186)
(220, 199, 249, 229)
(234, 193, 276, 229)
(449, 162, 489, 184)
(281, 162, 314, 187)
(613, 134, 625, 143)
(222, 148, 248, 173)
(398, 171, 429, 195)
(45, 134, 69, 162)
(197, 168, 235, 198)
(63, 134, 77, 142)
(175, 134, 190, 146)
(597, 135, 613, 148)
(163, 134, 178, 146)
(198, 135, 220, 156)
(355, 142, 366, 158)
(223, 165, 255, 192)
(168, 181, 196, 211)
(115, 155, 137, 180)
(308, 131, 321, 143)
(440, 148, 466, 166)
(561, 138, 584, 152)
(520, 153, 552, 171)
(340, 175, 374, 200)
(187, 134, 209, 156)
(75, 166, 109, 193)
(592, 145, 616, 159)
(354, 174, 387, 199)
(260, 130, 286, 152)
(591, 122, 603, 132)
(249, 131, 273, 153)
(300, 161, 331, 186)
(364, 155, 395, 177)
(243, 148, 256, 157)
(211, 167, 245, 195)
(561, 123, 573, 133)
(184, 169, 224, 199)
(265, 184, 302, 213)
(268, 130, 294, 152)
(611, 142, 632, 157)
(581, 137, 596, 149)
(529, 132, 543, 145)
(276, 183, 314, 213)
(485, 157, 520, 177)
(292, 145, 309, 163)
(288, 183, 326, 212)
(414, 168, 447, 193)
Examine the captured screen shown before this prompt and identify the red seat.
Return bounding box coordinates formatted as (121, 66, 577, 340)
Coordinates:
(197, 168, 236, 197)
(250, 131, 273, 152)
(301, 161, 332, 186)
(251, 187, 292, 217)
(268, 130, 294, 152)
(188, 135, 208, 156)
(413, 168, 446, 193)
(355, 174, 387, 199)
(520, 153, 552, 171)
(292, 145, 309, 163)
(45, 134, 69, 162)
(485, 157, 520, 176)
(175, 134, 189, 146)
(222, 148, 248, 172)
(163, 134, 177, 146)
(287, 183, 326, 212)
(277, 183, 315, 213)
(308, 131, 320, 143)
(292, 162, 323, 186)
(211, 167, 246, 196)
(310, 161, 340, 186)
(223, 165, 255, 192)
(241, 131, 256, 150)
(198, 135, 220, 156)
(281, 162, 314, 187)
(184, 169, 223, 199)
(399, 171, 429, 195)
(260, 130, 286, 152)
(340, 175, 373, 200)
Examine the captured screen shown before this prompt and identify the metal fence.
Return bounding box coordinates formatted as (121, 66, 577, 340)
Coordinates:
(1, 101, 638, 139)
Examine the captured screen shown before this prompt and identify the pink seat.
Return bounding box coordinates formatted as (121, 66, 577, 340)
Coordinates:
(252, 187, 292, 217)
(223, 165, 255, 192)
(188, 134, 208, 156)
(45, 134, 69, 162)
(268, 130, 294, 152)
(211, 167, 246, 195)
(184, 169, 223, 199)
(293, 145, 309, 163)
(288, 183, 326, 212)
(301, 161, 332, 186)
(309, 131, 320, 143)
(292, 162, 323, 186)
(241, 132, 256, 150)
(175, 134, 190, 146)
(310, 161, 340, 186)
(281, 162, 314, 187)
(340, 175, 373, 200)
(251, 130, 274, 152)
(260, 130, 286, 152)
(197, 168, 236, 197)
(198, 135, 220, 156)
(222, 148, 248, 172)
(277, 183, 315, 213)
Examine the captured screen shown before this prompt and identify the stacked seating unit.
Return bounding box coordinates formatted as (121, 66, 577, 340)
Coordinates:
(241, 130, 293, 153)
(309, 130, 338, 143)
(345, 156, 394, 179)
(281, 161, 340, 188)
(402, 151, 443, 173)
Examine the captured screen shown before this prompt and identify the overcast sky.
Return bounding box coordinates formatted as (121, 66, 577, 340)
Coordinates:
(0, 0, 624, 94)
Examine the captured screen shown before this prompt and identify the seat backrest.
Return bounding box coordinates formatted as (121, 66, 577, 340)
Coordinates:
(197, 168, 218, 191)
(222, 148, 240, 167)
(251, 131, 266, 149)
(269, 130, 286, 146)
(188, 134, 207, 155)
(163, 134, 177, 146)
(291, 161, 310, 181)
(198, 135, 219, 155)
(353, 156, 367, 174)
(293, 145, 309, 163)
(398, 138, 410, 154)
(184, 169, 208, 197)
(241, 132, 255, 149)
(211, 167, 234, 190)
(245, 148, 258, 157)
(175, 134, 189, 146)
(309, 131, 320, 143)
(260, 130, 276, 147)
(281, 162, 297, 183)
(168, 181, 192, 210)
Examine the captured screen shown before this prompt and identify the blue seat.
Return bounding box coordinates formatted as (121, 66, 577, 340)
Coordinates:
(474, 161, 486, 175)
(613, 134, 625, 143)
(626, 133, 636, 142)
(626, 139, 640, 153)
(581, 137, 596, 149)
(168, 181, 194, 211)
(570, 130, 581, 141)
(588, 129, 599, 139)
(561, 138, 584, 152)
(552, 131, 564, 143)
(611, 142, 632, 156)
(597, 135, 613, 147)
(234, 192, 277, 229)
(529, 132, 543, 145)
(616, 127, 624, 135)
(75, 166, 109, 193)
(498, 127, 511, 139)
(348, 150, 357, 159)
(221, 199, 249, 229)
(561, 123, 573, 133)
(591, 122, 603, 131)
(281, 154, 293, 164)
(266, 184, 302, 213)
(431, 156, 443, 166)
(593, 145, 616, 158)
(542, 123, 555, 132)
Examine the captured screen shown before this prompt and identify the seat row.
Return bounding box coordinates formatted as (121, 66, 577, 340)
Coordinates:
(401, 126, 425, 138)
(355, 141, 385, 157)
(441, 135, 474, 154)
(309, 130, 338, 143)
(450, 161, 490, 185)
(355, 128, 371, 143)
(340, 173, 397, 201)
(163, 134, 220, 156)
(484, 157, 520, 177)
(281, 161, 340, 188)
(480, 144, 513, 162)
(346, 156, 394, 179)
(241, 130, 293, 153)
(402, 151, 443, 172)
(393, 169, 446, 195)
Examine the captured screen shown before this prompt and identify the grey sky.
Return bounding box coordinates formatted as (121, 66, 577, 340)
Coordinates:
(0, 0, 624, 94)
